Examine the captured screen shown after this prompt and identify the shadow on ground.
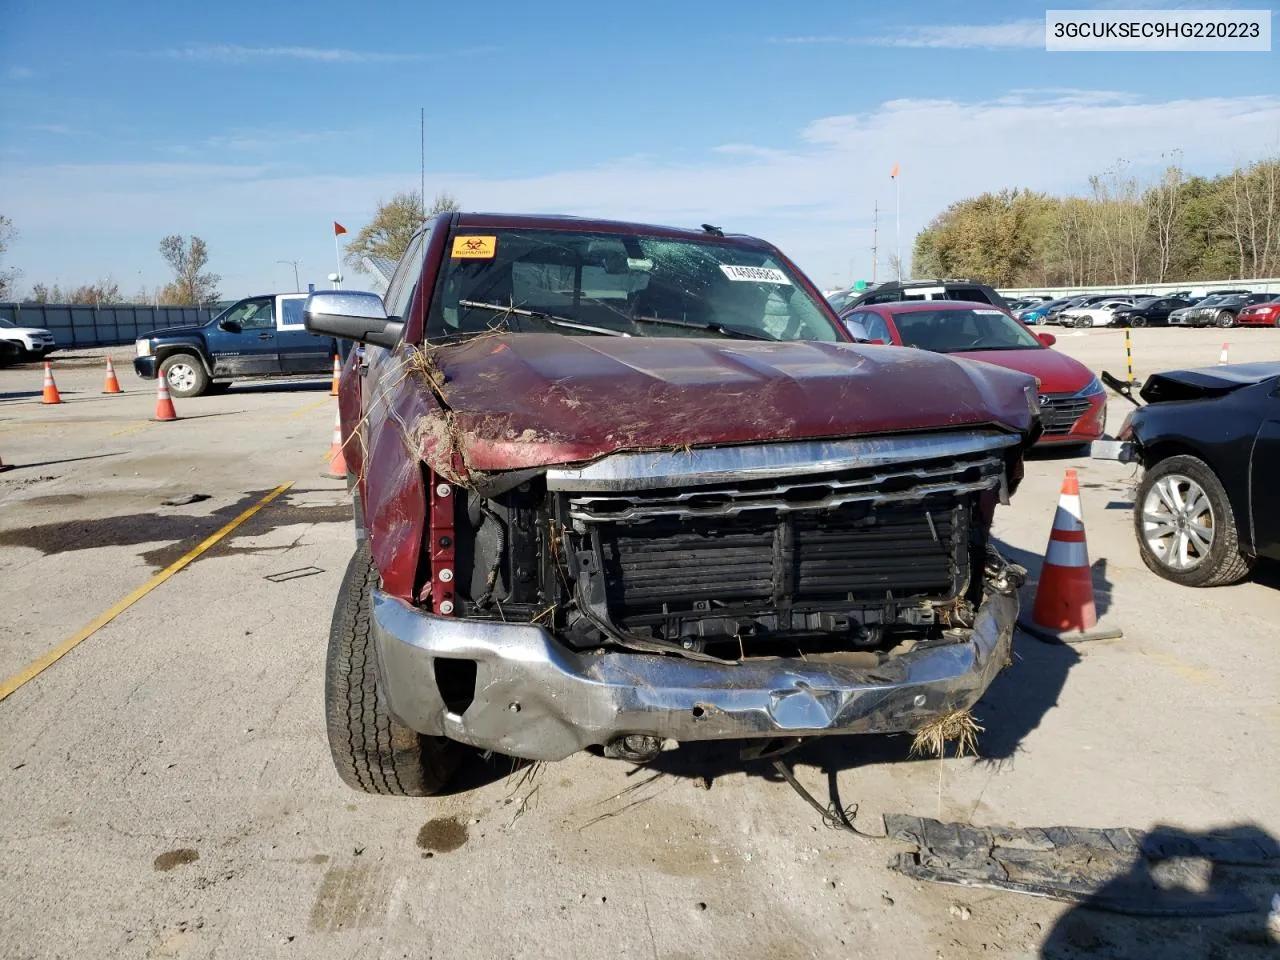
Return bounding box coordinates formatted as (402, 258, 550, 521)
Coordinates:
(1040, 823, 1280, 960)
(0, 488, 352, 569)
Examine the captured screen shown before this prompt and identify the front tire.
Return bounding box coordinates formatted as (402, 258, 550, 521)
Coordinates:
(325, 542, 462, 795)
(158, 354, 209, 398)
(1135, 455, 1253, 587)
(1216, 310, 1235, 329)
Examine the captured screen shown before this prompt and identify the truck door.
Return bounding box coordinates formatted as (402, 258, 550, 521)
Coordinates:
(276, 294, 334, 374)
(207, 296, 280, 376)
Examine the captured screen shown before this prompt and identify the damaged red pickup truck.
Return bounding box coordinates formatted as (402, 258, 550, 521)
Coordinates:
(305, 214, 1041, 796)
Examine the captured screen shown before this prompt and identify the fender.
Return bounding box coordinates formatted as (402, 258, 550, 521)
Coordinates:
(152, 337, 214, 376)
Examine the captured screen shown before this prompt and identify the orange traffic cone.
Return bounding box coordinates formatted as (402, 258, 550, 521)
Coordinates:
(330, 354, 342, 396)
(152, 372, 178, 422)
(41, 362, 62, 404)
(1019, 469, 1123, 644)
(321, 407, 348, 480)
(0, 452, 11, 472)
(1218, 342, 1230, 365)
(103, 356, 123, 394)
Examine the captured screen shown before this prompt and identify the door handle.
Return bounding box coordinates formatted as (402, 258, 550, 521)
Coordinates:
(257, 333, 273, 340)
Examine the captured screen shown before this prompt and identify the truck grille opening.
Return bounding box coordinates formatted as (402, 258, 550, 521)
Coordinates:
(552, 434, 1010, 654)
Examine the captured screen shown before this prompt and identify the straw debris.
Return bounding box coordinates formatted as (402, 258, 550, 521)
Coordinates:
(909, 709, 984, 760)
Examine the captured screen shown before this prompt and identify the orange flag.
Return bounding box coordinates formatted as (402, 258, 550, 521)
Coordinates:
(333, 222, 348, 236)
(890, 163, 900, 179)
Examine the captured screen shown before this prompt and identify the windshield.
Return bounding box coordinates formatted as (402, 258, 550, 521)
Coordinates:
(890, 307, 1043, 353)
(1196, 295, 1227, 307)
(427, 229, 839, 343)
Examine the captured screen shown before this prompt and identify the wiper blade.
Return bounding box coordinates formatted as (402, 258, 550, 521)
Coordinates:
(631, 314, 775, 341)
(457, 299, 629, 337)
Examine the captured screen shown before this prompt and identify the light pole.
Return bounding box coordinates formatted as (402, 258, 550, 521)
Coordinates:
(277, 260, 301, 291)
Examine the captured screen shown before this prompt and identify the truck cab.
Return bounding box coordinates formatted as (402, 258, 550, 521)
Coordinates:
(134, 293, 339, 397)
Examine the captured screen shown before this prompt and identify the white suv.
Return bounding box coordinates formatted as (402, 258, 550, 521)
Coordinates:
(0, 317, 57, 359)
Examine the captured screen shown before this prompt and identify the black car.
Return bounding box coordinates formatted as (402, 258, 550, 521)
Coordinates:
(839, 278, 1006, 311)
(1094, 363, 1280, 587)
(1110, 296, 1192, 327)
(1188, 292, 1274, 328)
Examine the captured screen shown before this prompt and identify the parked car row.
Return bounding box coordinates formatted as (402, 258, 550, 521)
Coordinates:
(1013, 289, 1280, 328)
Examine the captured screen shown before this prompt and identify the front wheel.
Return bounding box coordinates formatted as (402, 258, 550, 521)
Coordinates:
(1216, 310, 1235, 328)
(158, 354, 209, 398)
(1134, 455, 1253, 587)
(1129, 316, 1147, 328)
(325, 543, 464, 795)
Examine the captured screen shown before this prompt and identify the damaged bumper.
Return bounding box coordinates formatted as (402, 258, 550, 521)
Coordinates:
(372, 588, 1019, 762)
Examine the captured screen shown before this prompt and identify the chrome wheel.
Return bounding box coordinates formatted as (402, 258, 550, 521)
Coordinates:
(166, 361, 197, 392)
(1142, 474, 1214, 571)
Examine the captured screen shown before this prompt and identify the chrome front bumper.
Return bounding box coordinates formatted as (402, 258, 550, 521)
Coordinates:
(371, 589, 1019, 762)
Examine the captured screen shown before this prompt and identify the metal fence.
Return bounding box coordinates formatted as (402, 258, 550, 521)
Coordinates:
(0, 303, 216, 349)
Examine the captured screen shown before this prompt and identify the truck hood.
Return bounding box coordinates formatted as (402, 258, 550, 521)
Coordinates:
(143, 324, 206, 339)
(1139, 362, 1280, 404)
(415, 333, 1038, 479)
(0, 326, 53, 337)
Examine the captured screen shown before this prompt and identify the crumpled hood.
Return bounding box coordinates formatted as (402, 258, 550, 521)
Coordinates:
(949, 347, 1093, 394)
(419, 333, 1038, 476)
(1140, 362, 1280, 403)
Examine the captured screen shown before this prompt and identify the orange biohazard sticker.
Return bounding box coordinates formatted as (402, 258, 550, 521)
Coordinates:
(451, 235, 497, 259)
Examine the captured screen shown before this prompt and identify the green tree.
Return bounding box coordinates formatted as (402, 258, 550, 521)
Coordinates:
(159, 235, 221, 304)
(345, 191, 461, 273)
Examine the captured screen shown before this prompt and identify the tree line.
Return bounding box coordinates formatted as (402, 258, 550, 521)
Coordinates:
(911, 153, 1280, 288)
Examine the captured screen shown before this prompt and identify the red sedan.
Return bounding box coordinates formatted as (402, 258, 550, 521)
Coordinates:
(840, 300, 1106, 447)
(1236, 295, 1280, 327)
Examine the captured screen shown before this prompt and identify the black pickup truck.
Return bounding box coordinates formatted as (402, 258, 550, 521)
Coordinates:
(133, 293, 341, 397)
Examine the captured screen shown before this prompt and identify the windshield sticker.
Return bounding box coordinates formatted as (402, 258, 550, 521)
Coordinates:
(719, 264, 792, 285)
(451, 236, 497, 259)
(974, 308, 1004, 315)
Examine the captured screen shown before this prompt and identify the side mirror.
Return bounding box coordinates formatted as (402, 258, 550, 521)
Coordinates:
(1038, 332, 1057, 347)
(218, 318, 242, 334)
(305, 291, 404, 349)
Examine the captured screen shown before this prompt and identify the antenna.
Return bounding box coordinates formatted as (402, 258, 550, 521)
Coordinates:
(871, 199, 879, 284)
(420, 107, 426, 216)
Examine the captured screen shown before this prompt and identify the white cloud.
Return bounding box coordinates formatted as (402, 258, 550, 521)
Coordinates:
(776, 19, 1044, 49)
(5, 91, 1280, 292)
(150, 44, 422, 64)
(7, 66, 36, 80)
(29, 123, 75, 136)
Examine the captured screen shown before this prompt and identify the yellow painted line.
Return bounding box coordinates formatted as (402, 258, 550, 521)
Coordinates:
(1145, 650, 1219, 688)
(0, 481, 295, 703)
(285, 396, 335, 420)
(109, 421, 151, 437)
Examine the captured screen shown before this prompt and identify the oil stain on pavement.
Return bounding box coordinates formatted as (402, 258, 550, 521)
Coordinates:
(416, 817, 468, 854)
(153, 848, 199, 871)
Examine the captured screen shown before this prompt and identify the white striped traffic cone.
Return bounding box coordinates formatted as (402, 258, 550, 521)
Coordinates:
(321, 407, 348, 480)
(1218, 342, 1230, 365)
(1019, 469, 1123, 643)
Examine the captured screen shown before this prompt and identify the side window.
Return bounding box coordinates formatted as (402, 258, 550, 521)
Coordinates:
(224, 297, 274, 330)
(382, 230, 428, 320)
(278, 297, 305, 328)
(862, 312, 891, 342)
(949, 287, 993, 304)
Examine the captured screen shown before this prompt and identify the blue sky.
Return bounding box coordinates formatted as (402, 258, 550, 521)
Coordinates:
(1, 0, 1277, 298)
